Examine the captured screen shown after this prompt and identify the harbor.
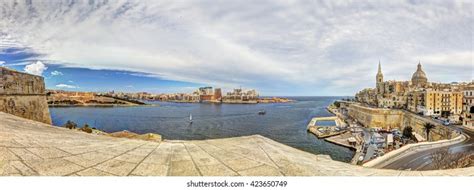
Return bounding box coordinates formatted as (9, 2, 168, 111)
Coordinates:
(306, 108, 365, 165)
(306, 99, 465, 166)
(49, 97, 355, 162)
(306, 101, 399, 165)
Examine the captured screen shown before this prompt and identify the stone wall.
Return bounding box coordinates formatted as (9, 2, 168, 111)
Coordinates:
(347, 104, 403, 129)
(402, 111, 454, 141)
(348, 104, 453, 141)
(0, 67, 51, 124)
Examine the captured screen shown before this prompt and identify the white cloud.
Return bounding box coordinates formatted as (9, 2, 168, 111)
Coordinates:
(24, 61, 47, 76)
(55, 84, 78, 89)
(50, 70, 63, 76)
(0, 60, 4, 65)
(0, 0, 472, 95)
(68, 80, 74, 83)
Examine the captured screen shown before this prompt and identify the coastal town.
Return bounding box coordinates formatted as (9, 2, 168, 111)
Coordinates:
(306, 62, 473, 169)
(1, 2, 473, 190)
(46, 86, 293, 106)
(1, 61, 472, 175)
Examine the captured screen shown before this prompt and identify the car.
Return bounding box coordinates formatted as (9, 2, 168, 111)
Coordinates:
(392, 131, 402, 137)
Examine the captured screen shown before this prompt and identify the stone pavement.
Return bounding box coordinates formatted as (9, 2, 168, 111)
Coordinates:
(1, 112, 473, 176)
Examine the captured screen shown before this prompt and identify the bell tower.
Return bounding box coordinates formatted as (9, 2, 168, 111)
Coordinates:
(376, 61, 384, 94)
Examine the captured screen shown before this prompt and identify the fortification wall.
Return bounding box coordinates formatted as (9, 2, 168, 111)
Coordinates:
(348, 104, 403, 129)
(0, 67, 51, 124)
(348, 104, 453, 141)
(402, 111, 454, 141)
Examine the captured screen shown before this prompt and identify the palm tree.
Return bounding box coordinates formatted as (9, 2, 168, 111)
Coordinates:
(423, 123, 436, 141)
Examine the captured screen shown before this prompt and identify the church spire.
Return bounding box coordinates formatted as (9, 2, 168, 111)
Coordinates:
(378, 61, 382, 74)
(377, 61, 383, 76)
(376, 61, 384, 94)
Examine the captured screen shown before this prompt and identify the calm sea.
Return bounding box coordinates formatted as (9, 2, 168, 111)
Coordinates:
(50, 96, 354, 162)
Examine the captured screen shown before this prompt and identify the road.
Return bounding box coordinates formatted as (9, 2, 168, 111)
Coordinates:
(382, 125, 474, 170)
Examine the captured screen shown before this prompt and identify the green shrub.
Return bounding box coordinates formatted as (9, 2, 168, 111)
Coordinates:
(81, 124, 93, 133)
(63, 120, 77, 129)
(403, 126, 413, 139)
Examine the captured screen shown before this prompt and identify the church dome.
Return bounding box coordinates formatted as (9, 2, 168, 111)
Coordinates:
(411, 62, 428, 86)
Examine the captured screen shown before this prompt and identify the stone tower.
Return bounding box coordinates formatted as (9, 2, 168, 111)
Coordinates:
(0, 67, 52, 124)
(376, 61, 384, 94)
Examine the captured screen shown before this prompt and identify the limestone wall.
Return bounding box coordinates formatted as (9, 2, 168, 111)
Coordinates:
(402, 111, 454, 141)
(348, 104, 403, 129)
(0, 67, 51, 124)
(348, 104, 454, 141)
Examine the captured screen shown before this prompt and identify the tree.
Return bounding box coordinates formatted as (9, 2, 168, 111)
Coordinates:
(423, 123, 436, 141)
(431, 148, 473, 169)
(402, 126, 413, 140)
(63, 120, 77, 129)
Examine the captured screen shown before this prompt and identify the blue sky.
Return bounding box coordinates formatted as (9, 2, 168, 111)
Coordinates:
(0, 0, 472, 96)
(0, 47, 202, 93)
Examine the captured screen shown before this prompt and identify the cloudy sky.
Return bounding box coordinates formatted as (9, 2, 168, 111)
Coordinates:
(0, 0, 472, 96)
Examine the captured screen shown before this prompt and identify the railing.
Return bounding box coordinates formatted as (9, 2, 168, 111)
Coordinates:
(363, 134, 466, 168)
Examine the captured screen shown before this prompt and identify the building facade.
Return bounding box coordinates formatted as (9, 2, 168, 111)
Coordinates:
(462, 84, 474, 129)
(422, 89, 463, 119)
(355, 61, 464, 122)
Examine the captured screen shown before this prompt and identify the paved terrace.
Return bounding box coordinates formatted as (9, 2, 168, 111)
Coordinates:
(0, 112, 473, 176)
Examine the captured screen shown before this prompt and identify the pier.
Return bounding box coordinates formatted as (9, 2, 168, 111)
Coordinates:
(307, 104, 365, 165)
(325, 133, 364, 164)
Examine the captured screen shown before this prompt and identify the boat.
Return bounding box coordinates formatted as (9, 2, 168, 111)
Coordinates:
(189, 114, 193, 123)
(258, 110, 266, 115)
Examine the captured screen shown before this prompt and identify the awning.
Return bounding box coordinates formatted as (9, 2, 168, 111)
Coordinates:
(386, 134, 393, 144)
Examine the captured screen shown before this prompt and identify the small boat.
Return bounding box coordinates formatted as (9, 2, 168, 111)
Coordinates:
(189, 114, 193, 123)
(258, 110, 266, 115)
